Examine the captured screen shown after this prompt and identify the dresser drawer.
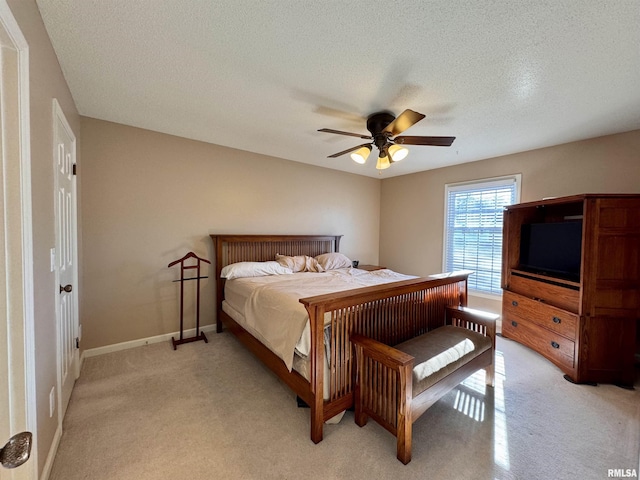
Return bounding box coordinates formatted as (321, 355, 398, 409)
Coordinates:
(508, 274, 579, 313)
(503, 291, 578, 340)
(502, 315, 575, 370)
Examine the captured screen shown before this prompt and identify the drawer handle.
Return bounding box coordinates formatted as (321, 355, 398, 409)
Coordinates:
(511, 300, 518, 307)
(511, 321, 518, 327)
(551, 341, 560, 349)
(552, 316, 561, 324)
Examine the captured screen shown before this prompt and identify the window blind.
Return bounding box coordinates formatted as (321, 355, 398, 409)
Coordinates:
(444, 177, 519, 295)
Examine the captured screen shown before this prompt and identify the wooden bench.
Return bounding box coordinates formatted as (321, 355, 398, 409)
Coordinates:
(351, 305, 498, 464)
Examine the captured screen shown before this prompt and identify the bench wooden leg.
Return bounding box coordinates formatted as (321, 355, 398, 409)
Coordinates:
(354, 381, 368, 427)
(355, 409, 368, 427)
(396, 410, 412, 464)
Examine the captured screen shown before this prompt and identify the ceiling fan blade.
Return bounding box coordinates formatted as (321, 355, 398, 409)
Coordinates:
(318, 128, 372, 140)
(327, 143, 372, 158)
(381, 109, 425, 136)
(394, 135, 456, 147)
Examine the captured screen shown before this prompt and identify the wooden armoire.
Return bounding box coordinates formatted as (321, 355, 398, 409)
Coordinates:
(501, 194, 640, 387)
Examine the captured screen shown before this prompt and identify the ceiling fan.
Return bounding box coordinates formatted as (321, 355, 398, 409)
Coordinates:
(318, 109, 455, 170)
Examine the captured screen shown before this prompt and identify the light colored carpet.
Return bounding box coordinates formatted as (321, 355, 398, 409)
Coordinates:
(49, 332, 640, 480)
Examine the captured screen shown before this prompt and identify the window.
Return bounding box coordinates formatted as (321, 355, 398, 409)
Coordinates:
(443, 175, 521, 296)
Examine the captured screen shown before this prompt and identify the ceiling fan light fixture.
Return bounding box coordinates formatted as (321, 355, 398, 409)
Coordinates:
(350, 145, 371, 164)
(388, 144, 408, 162)
(376, 156, 391, 170)
(319, 109, 455, 168)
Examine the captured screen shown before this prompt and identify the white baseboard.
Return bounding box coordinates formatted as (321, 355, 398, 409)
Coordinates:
(81, 324, 217, 361)
(40, 423, 61, 480)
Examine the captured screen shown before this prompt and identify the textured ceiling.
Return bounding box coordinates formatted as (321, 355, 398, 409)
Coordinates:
(36, 0, 640, 178)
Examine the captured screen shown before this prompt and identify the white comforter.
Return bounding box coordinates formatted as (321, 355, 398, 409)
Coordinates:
(223, 268, 416, 370)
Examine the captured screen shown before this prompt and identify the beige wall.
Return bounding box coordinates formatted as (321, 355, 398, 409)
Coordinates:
(80, 117, 381, 350)
(7, 0, 82, 475)
(379, 129, 640, 314)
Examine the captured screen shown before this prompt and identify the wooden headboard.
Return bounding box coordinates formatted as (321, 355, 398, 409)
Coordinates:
(209, 234, 342, 330)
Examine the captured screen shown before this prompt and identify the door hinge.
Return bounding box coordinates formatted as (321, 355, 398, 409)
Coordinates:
(75, 337, 79, 349)
(72, 164, 77, 175)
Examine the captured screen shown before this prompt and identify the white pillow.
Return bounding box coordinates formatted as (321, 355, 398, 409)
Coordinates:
(220, 261, 293, 279)
(315, 252, 353, 270)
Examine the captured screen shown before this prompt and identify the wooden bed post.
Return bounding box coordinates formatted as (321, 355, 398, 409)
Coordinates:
(396, 362, 413, 464)
(334, 235, 341, 254)
(212, 235, 224, 333)
(306, 303, 325, 444)
(460, 278, 468, 307)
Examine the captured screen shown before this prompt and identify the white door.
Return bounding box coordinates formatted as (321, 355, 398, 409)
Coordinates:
(53, 100, 79, 420)
(0, 1, 37, 478)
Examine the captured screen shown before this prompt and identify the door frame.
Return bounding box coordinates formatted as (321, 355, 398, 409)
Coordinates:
(0, 1, 37, 479)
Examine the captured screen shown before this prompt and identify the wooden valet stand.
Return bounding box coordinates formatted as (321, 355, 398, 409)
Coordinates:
(168, 251, 210, 350)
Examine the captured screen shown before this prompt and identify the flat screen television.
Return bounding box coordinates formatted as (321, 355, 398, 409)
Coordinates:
(519, 221, 582, 282)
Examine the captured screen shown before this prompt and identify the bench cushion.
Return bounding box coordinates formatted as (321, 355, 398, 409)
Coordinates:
(394, 325, 492, 397)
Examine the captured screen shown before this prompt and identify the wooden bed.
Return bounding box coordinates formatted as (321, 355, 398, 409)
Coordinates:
(210, 234, 471, 443)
